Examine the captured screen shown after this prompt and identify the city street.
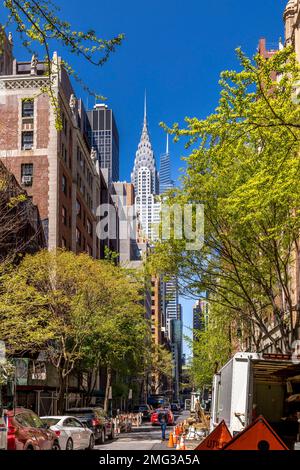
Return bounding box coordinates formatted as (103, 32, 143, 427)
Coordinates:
(94, 412, 188, 451)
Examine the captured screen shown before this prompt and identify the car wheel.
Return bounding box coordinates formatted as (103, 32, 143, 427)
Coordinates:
(66, 438, 73, 451)
(86, 434, 95, 450)
(52, 440, 61, 450)
(26, 445, 34, 450)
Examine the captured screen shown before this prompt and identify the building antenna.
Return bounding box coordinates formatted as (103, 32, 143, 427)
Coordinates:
(144, 89, 147, 125)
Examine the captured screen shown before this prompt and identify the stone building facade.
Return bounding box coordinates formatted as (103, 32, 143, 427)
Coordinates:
(0, 28, 13, 76)
(0, 50, 105, 258)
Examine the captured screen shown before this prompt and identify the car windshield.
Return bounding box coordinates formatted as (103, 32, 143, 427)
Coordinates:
(41, 418, 60, 426)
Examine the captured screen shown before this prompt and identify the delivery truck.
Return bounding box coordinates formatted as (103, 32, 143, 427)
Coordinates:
(210, 352, 300, 449)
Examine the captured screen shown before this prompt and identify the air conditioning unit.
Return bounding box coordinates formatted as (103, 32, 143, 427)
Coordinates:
(22, 175, 33, 186)
(23, 144, 33, 150)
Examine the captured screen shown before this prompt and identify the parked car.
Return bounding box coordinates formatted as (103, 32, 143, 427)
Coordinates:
(40, 416, 95, 450)
(150, 408, 174, 426)
(132, 404, 153, 420)
(66, 407, 114, 444)
(170, 403, 181, 412)
(6, 408, 60, 450)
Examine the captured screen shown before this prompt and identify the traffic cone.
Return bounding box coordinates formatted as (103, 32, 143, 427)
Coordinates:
(179, 435, 187, 451)
(168, 432, 174, 448)
(175, 425, 181, 437)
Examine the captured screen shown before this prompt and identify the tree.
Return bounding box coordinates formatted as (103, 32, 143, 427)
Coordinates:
(148, 344, 173, 394)
(0, 161, 44, 265)
(188, 304, 234, 390)
(149, 47, 300, 354)
(0, 250, 147, 413)
(0, 1, 124, 127)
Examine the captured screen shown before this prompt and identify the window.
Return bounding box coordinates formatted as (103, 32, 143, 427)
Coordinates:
(21, 163, 33, 186)
(62, 175, 67, 195)
(62, 112, 68, 135)
(62, 206, 67, 225)
(22, 99, 34, 118)
(76, 227, 81, 246)
(21, 131, 34, 150)
(28, 412, 44, 429)
(63, 418, 83, 428)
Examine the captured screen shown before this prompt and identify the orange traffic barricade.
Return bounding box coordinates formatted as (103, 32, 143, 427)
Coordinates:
(223, 415, 289, 450)
(194, 420, 232, 450)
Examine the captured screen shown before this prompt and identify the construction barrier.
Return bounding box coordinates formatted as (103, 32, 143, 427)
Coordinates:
(114, 413, 142, 433)
(223, 416, 289, 451)
(167, 432, 174, 448)
(194, 420, 232, 450)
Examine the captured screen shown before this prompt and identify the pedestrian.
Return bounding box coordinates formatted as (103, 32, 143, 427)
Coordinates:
(158, 409, 167, 441)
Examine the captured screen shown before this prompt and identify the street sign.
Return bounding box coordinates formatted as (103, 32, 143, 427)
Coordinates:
(195, 420, 232, 450)
(223, 416, 289, 450)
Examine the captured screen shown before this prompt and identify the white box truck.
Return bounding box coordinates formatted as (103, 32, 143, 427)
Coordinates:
(210, 352, 300, 449)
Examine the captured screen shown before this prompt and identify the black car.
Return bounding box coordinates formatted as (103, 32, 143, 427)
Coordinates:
(170, 403, 180, 412)
(132, 404, 153, 420)
(66, 407, 114, 444)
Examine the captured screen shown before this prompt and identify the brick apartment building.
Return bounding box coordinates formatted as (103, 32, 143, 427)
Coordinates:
(0, 31, 120, 413)
(0, 159, 46, 262)
(0, 33, 113, 258)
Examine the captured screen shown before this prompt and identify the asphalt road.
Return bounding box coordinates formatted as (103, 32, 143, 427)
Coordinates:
(94, 412, 189, 451)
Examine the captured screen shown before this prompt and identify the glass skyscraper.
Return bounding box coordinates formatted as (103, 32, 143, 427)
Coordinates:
(88, 104, 119, 183)
(159, 135, 174, 195)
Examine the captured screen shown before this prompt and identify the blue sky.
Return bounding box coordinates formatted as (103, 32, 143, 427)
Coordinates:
(2, 0, 287, 355)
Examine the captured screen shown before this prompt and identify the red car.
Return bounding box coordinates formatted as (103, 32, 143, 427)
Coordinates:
(6, 408, 60, 450)
(150, 408, 174, 426)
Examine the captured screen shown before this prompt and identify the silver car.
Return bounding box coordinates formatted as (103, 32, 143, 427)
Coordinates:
(40, 416, 95, 450)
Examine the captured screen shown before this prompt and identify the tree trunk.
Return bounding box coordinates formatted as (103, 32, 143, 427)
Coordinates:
(57, 372, 66, 414)
(104, 365, 112, 414)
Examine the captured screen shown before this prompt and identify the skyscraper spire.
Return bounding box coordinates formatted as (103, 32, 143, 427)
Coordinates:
(144, 90, 147, 125)
(131, 93, 158, 195)
(142, 90, 148, 136)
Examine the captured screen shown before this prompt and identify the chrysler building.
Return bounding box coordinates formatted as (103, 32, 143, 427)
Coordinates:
(131, 96, 160, 240)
